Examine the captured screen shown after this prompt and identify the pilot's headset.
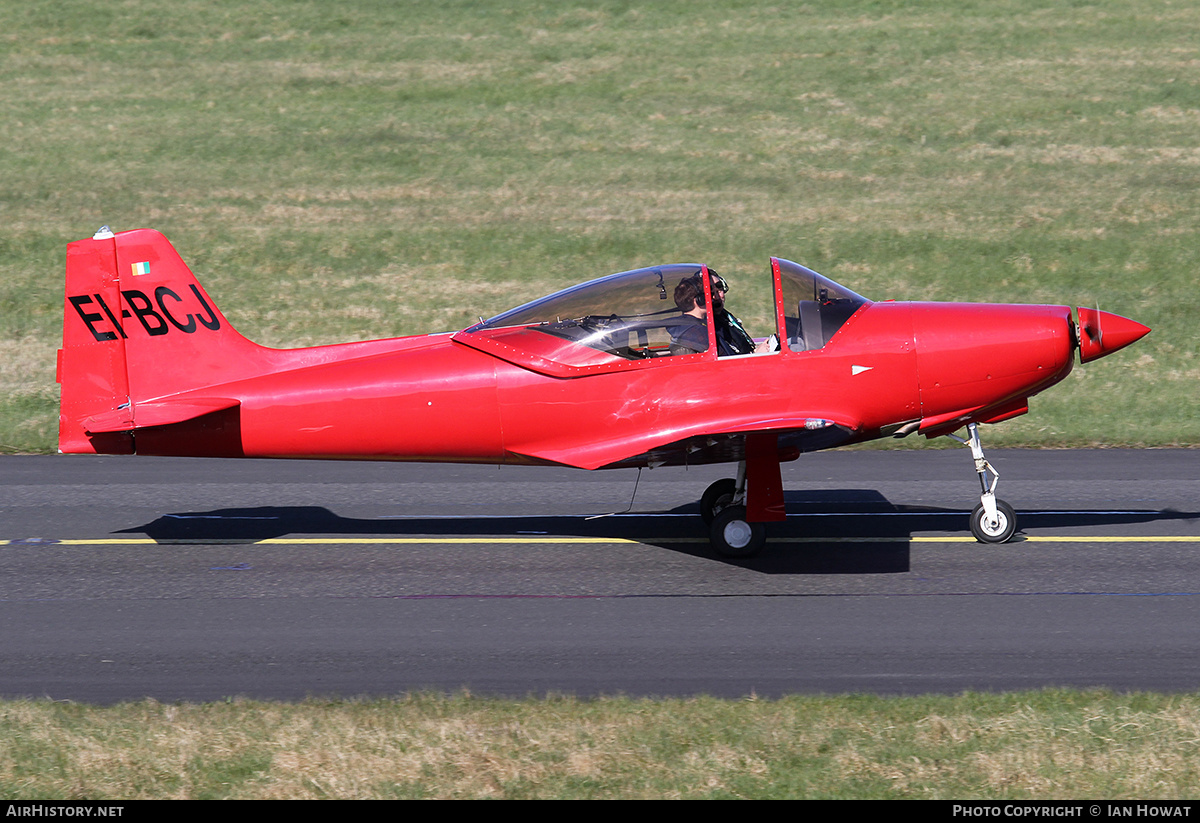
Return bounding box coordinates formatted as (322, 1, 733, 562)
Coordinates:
(682, 270, 728, 298)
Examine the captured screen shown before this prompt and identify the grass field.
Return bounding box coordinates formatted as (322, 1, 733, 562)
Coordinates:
(1, 0, 1197, 452)
(3, 690, 1200, 799)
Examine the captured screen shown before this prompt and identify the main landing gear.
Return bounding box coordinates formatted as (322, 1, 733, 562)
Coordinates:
(699, 435, 786, 558)
(700, 464, 767, 558)
(950, 423, 1017, 543)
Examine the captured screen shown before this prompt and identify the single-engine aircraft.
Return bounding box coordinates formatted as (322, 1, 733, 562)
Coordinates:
(58, 227, 1151, 556)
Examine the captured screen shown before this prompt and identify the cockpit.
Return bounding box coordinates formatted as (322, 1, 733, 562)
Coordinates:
(453, 259, 870, 376)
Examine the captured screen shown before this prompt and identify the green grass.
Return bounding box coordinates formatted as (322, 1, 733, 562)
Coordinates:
(2, 689, 1199, 799)
(3, 0, 1198, 451)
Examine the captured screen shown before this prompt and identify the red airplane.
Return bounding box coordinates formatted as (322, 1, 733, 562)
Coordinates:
(57, 227, 1150, 556)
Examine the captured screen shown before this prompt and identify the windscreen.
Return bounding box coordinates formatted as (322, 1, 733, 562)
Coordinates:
(775, 258, 870, 352)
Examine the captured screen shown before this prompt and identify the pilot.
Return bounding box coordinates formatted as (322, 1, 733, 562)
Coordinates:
(708, 270, 759, 356)
(670, 271, 774, 357)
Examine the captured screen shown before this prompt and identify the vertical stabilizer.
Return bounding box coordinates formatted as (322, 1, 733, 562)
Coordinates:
(57, 228, 274, 453)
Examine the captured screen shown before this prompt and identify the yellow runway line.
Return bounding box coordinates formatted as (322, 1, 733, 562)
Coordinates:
(5, 535, 1199, 546)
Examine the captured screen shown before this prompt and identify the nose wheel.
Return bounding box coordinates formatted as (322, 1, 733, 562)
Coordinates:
(951, 423, 1018, 544)
(970, 498, 1016, 543)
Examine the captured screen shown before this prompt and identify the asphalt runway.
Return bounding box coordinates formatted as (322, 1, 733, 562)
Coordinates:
(1, 449, 1198, 703)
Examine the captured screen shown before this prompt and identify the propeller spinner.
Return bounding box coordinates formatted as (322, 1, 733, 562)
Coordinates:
(1076, 306, 1151, 363)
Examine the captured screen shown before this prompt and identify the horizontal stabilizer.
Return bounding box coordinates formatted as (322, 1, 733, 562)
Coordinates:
(84, 397, 240, 433)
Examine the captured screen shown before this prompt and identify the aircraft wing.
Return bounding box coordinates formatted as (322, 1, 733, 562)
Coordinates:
(508, 412, 861, 471)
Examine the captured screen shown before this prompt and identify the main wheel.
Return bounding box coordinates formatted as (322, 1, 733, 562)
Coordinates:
(969, 499, 1016, 543)
(710, 506, 766, 558)
(700, 478, 737, 525)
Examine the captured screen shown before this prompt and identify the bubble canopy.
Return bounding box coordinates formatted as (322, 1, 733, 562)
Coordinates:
(455, 260, 870, 375)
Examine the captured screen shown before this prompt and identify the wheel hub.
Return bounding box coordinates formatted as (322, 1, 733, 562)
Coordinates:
(722, 519, 753, 548)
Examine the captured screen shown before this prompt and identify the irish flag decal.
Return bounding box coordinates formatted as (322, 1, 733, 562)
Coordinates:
(131, 261, 151, 276)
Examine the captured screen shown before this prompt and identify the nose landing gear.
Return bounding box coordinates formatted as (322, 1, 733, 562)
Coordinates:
(950, 423, 1017, 543)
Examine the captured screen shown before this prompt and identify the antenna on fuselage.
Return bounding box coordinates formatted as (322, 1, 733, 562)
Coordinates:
(584, 468, 643, 519)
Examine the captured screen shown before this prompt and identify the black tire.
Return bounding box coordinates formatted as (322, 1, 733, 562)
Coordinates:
(700, 478, 737, 525)
(710, 506, 766, 558)
(970, 499, 1017, 543)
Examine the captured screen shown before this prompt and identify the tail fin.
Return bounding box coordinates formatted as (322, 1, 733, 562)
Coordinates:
(57, 227, 273, 453)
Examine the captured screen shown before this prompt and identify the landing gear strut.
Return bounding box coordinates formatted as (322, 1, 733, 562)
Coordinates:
(950, 423, 1017, 543)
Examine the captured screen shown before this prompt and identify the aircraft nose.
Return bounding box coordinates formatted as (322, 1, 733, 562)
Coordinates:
(1076, 307, 1151, 363)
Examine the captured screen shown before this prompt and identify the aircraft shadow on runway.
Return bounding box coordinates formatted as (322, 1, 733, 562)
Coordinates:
(115, 490, 1197, 575)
